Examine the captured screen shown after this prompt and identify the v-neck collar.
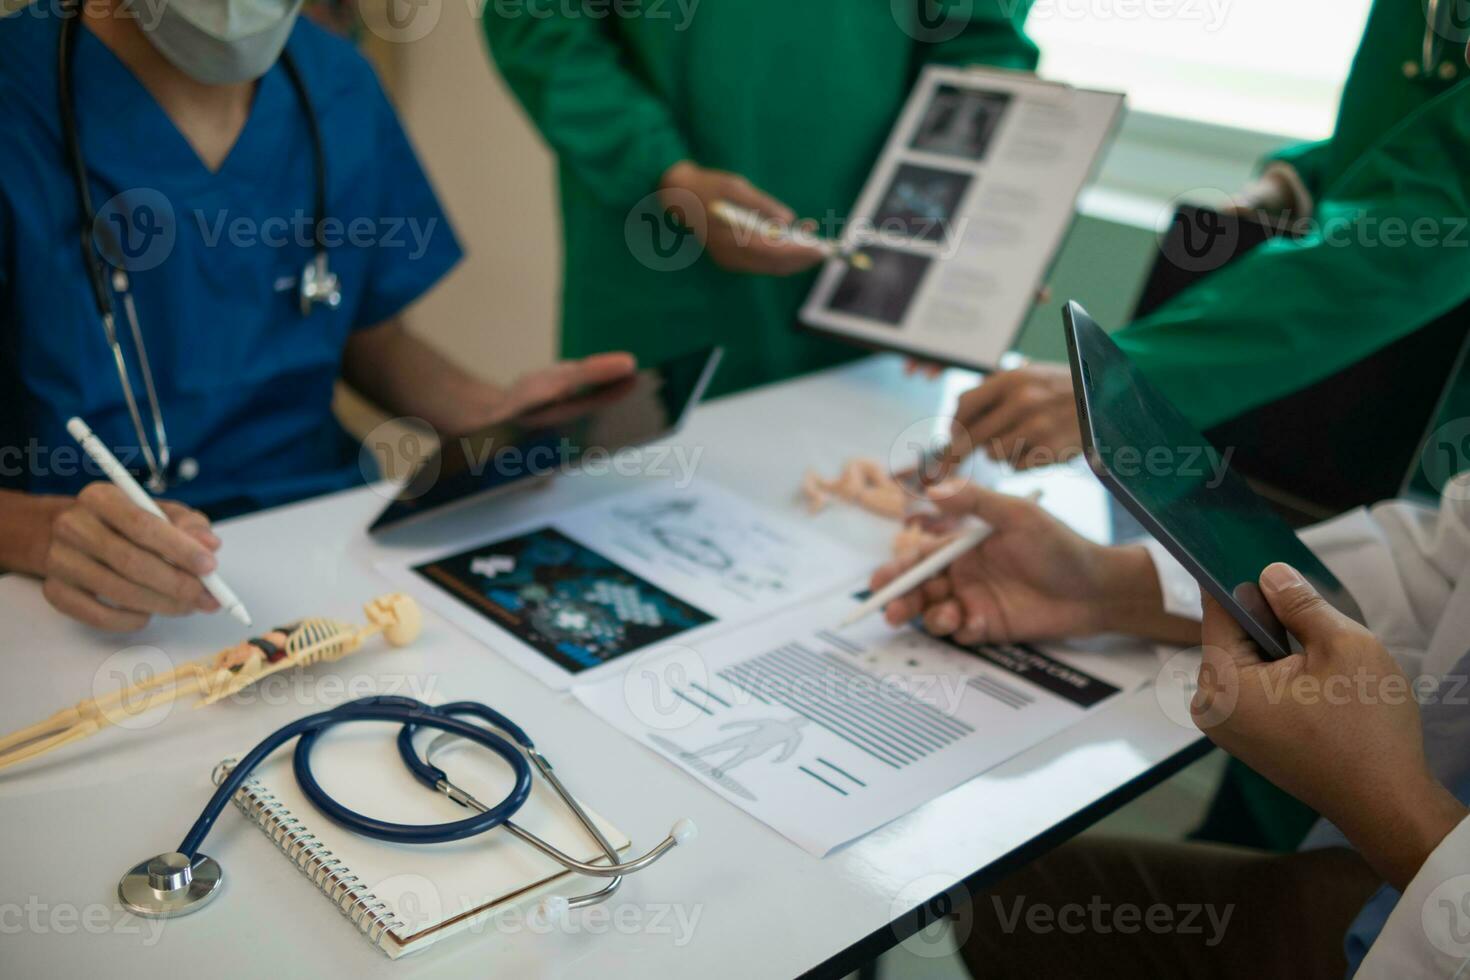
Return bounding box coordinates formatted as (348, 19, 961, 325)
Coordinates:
(72, 23, 293, 197)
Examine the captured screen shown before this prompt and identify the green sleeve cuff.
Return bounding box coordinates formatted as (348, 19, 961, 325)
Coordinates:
(1264, 139, 1333, 199)
(621, 127, 692, 204)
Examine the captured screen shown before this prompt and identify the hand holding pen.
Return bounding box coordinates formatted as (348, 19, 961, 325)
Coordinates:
(657, 161, 830, 276)
(856, 483, 1198, 648)
(36, 418, 251, 632)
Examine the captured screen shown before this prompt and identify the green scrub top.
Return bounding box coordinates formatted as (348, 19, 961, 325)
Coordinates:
(483, 1, 1038, 396)
(1115, 0, 1470, 430)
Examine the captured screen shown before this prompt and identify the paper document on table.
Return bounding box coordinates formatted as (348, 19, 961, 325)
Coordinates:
(378, 481, 867, 690)
(573, 587, 1149, 856)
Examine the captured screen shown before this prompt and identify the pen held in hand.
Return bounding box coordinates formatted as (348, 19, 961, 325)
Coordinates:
(65, 416, 252, 627)
(840, 489, 1044, 629)
(711, 200, 873, 270)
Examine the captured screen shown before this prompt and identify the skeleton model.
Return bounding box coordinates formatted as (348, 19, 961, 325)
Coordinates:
(801, 458, 909, 520)
(801, 458, 953, 559)
(0, 594, 422, 772)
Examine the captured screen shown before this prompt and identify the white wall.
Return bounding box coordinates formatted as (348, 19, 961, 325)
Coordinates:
(336, 7, 564, 441)
(375, 4, 563, 382)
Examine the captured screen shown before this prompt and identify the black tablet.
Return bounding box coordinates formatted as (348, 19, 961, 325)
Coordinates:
(1062, 302, 1361, 659)
(368, 346, 722, 534)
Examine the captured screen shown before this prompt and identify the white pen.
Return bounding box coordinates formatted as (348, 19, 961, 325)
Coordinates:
(711, 200, 873, 270)
(65, 417, 252, 627)
(840, 489, 1044, 629)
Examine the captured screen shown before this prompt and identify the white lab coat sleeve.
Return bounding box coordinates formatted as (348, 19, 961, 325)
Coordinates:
(1299, 474, 1470, 681)
(1141, 538, 1203, 621)
(1298, 478, 1470, 859)
(1137, 475, 1470, 659)
(1356, 813, 1470, 979)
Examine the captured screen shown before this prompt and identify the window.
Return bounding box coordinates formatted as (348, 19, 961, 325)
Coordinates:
(1027, 0, 1375, 139)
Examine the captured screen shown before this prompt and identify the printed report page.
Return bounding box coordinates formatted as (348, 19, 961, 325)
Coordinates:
(802, 66, 1124, 370)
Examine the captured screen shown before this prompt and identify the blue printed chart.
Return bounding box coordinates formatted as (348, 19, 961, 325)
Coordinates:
(379, 481, 867, 689)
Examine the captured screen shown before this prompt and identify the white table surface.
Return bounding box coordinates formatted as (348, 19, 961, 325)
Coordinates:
(0, 356, 1206, 979)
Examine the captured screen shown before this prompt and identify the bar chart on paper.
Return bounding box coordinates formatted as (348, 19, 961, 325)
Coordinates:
(575, 589, 1145, 855)
(716, 637, 975, 770)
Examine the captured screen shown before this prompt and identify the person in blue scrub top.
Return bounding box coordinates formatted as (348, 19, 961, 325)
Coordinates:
(0, 0, 635, 631)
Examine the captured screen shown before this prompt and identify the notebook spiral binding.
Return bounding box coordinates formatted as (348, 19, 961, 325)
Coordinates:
(212, 759, 404, 952)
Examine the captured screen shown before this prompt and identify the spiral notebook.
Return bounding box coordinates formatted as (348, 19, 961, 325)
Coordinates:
(215, 722, 630, 959)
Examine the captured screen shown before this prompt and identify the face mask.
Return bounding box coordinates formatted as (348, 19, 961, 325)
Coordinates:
(130, 0, 306, 85)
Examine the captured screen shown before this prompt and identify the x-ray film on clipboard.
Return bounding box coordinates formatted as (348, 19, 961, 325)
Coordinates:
(800, 66, 1124, 371)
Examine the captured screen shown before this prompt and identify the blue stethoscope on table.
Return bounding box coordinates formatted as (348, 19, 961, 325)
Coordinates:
(119, 697, 695, 920)
(58, 2, 342, 494)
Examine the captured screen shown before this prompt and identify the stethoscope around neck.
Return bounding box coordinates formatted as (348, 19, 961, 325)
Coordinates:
(119, 696, 695, 921)
(57, 3, 342, 494)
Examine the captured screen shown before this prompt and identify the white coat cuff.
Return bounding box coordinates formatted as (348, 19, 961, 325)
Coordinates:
(1142, 539, 1203, 621)
(1359, 813, 1470, 977)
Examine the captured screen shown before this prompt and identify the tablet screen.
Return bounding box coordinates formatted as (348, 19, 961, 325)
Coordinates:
(368, 347, 722, 533)
(1064, 303, 1359, 656)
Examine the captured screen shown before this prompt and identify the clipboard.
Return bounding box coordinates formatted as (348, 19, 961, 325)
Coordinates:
(799, 65, 1124, 371)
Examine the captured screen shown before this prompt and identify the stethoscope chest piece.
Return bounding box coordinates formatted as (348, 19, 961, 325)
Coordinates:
(298, 253, 342, 317)
(118, 850, 223, 919)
